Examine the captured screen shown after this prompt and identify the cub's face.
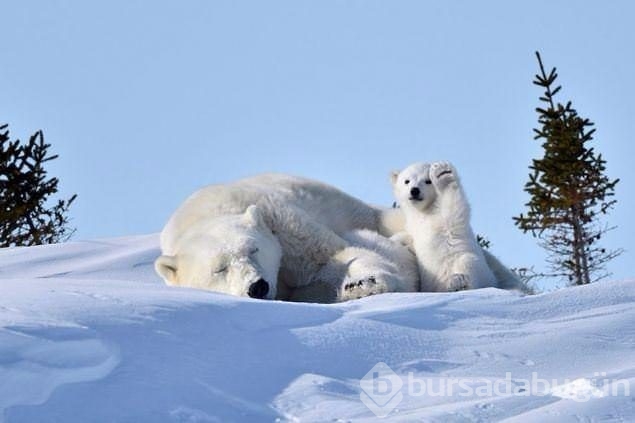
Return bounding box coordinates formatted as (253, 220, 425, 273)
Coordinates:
(155, 206, 281, 299)
(391, 162, 438, 212)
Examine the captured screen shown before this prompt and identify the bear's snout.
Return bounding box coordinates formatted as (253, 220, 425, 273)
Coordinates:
(410, 187, 421, 200)
(248, 279, 270, 299)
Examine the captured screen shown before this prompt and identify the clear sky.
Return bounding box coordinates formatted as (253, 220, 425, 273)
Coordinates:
(2, 1, 633, 290)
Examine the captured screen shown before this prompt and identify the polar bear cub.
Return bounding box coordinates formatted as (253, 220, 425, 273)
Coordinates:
(391, 161, 496, 291)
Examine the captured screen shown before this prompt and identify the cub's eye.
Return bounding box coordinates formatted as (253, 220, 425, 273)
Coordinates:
(213, 266, 228, 274)
(249, 247, 259, 255)
(425, 179, 432, 185)
(404, 180, 410, 185)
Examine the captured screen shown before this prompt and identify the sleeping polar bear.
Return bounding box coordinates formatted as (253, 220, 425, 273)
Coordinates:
(155, 173, 418, 303)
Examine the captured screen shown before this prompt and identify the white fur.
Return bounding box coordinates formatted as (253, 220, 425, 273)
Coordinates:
(391, 162, 497, 291)
(155, 206, 282, 298)
(291, 229, 420, 302)
(156, 173, 416, 302)
(380, 208, 524, 292)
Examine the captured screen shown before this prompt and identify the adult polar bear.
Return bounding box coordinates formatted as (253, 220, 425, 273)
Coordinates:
(155, 173, 417, 303)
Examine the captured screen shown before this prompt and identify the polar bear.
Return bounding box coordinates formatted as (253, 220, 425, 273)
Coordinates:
(155, 173, 417, 302)
(391, 161, 520, 292)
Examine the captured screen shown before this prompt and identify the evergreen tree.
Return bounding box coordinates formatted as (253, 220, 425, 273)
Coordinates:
(514, 52, 622, 285)
(476, 234, 491, 250)
(0, 123, 76, 247)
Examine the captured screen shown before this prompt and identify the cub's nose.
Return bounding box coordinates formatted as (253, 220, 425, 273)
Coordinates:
(248, 279, 269, 299)
(410, 187, 421, 197)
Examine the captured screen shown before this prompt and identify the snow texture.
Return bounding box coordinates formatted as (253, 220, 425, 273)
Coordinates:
(1, 235, 634, 422)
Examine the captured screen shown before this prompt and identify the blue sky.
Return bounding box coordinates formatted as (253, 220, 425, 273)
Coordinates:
(2, 1, 633, 289)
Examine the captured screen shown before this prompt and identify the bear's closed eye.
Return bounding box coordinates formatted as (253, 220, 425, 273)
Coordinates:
(213, 266, 228, 274)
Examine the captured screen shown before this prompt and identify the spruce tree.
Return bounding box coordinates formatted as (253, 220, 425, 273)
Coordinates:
(0, 123, 76, 247)
(514, 52, 622, 285)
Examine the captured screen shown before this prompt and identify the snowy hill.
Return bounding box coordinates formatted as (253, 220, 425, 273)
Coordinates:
(1, 235, 634, 422)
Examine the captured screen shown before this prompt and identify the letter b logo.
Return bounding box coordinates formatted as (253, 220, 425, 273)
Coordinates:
(373, 372, 393, 395)
(360, 363, 403, 417)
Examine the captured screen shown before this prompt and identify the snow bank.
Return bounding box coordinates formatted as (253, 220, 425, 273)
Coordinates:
(1, 235, 633, 422)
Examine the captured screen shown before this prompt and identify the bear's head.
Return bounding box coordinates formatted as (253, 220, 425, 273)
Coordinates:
(390, 162, 438, 212)
(154, 205, 282, 299)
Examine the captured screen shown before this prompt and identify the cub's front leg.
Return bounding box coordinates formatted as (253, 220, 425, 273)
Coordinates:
(430, 161, 471, 230)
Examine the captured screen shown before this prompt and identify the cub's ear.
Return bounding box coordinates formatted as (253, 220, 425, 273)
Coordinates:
(155, 255, 178, 283)
(390, 171, 400, 186)
(243, 204, 266, 228)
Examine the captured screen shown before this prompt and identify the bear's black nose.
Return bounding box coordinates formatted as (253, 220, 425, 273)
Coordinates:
(410, 187, 421, 198)
(248, 279, 269, 299)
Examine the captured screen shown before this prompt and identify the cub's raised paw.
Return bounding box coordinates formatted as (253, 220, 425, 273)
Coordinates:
(449, 273, 471, 291)
(341, 275, 385, 301)
(430, 161, 457, 190)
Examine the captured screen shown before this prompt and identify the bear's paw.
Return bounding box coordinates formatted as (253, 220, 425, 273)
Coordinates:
(340, 275, 387, 301)
(430, 161, 457, 191)
(449, 273, 471, 291)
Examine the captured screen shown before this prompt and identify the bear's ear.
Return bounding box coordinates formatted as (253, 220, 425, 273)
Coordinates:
(389, 171, 399, 186)
(243, 204, 266, 228)
(155, 255, 178, 283)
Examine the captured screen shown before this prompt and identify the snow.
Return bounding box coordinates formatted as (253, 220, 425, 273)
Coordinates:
(1, 235, 634, 422)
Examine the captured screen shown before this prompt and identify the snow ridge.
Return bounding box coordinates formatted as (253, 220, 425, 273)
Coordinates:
(1, 235, 633, 422)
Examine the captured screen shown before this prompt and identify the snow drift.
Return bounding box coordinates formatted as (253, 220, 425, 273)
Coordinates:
(1, 235, 633, 422)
